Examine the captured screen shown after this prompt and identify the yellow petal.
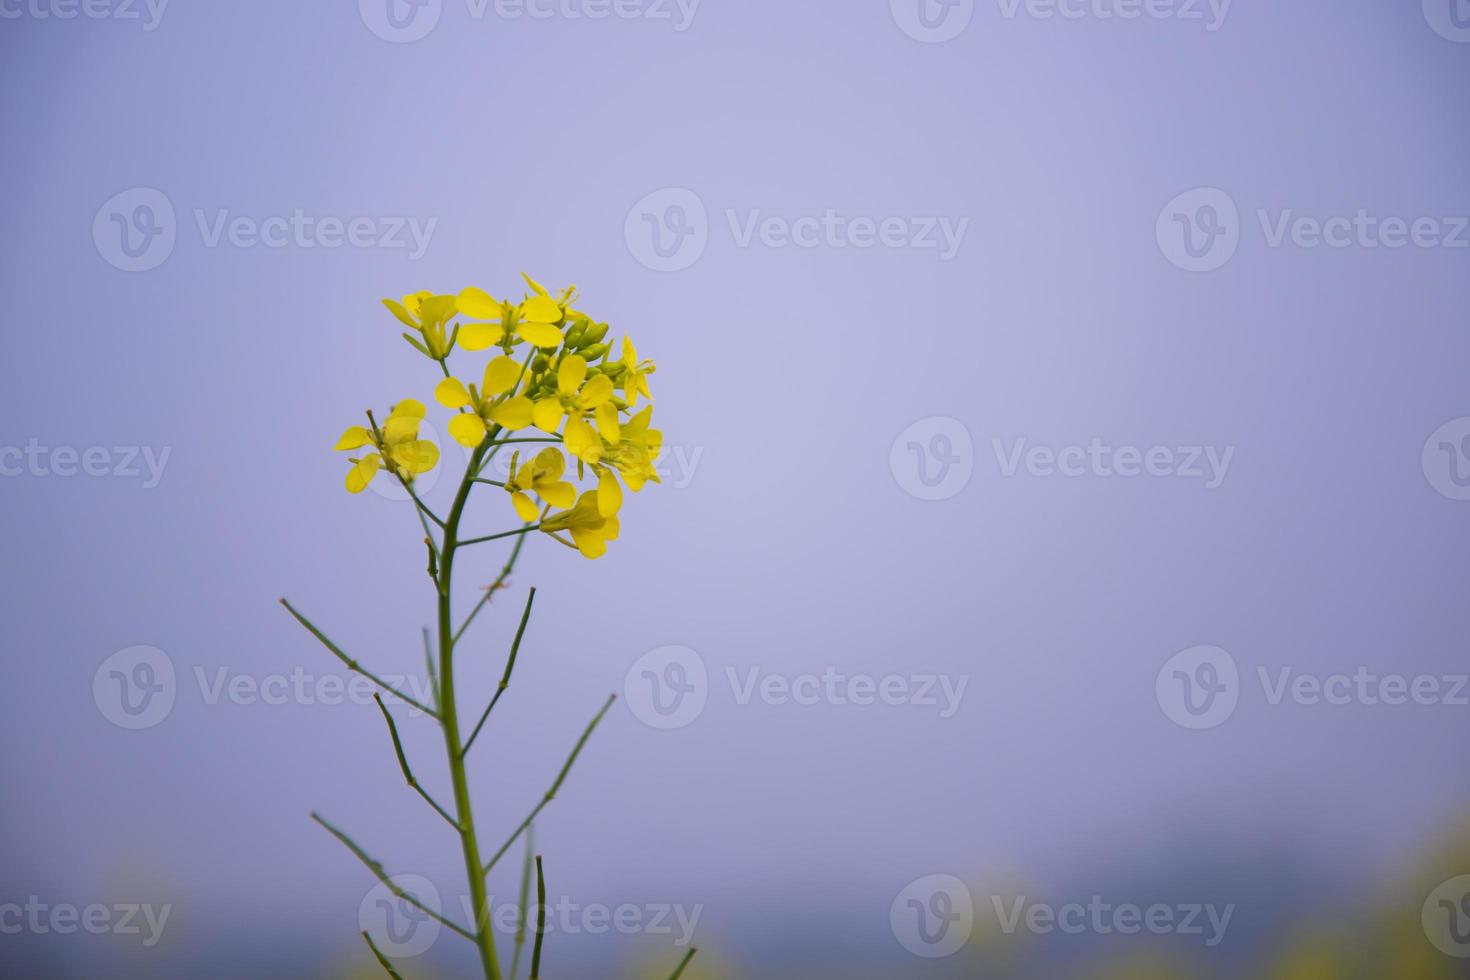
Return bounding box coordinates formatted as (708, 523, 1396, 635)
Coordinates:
(511, 491, 540, 524)
(517, 321, 563, 349)
(622, 336, 638, 369)
(459, 321, 505, 351)
(602, 513, 620, 542)
(390, 399, 427, 420)
(569, 527, 607, 560)
(579, 374, 614, 410)
(558, 356, 587, 396)
(594, 402, 621, 445)
(393, 440, 440, 474)
(382, 415, 421, 445)
(489, 397, 534, 430)
(401, 291, 431, 315)
(335, 426, 372, 451)
(482, 356, 522, 396)
(448, 413, 488, 447)
(346, 453, 381, 493)
(521, 294, 561, 323)
(434, 377, 473, 409)
(540, 480, 577, 509)
(382, 299, 418, 328)
(563, 415, 602, 463)
(597, 469, 623, 517)
(456, 286, 501, 320)
(521, 272, 550, 296)
(532, 447, 565, 481)
(532, 399, 565, 434)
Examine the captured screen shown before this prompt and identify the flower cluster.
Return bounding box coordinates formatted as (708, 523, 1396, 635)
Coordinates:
(333, 274, 661, 559)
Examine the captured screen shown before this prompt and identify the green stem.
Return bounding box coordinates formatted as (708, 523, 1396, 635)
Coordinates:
(460, 525, 541, 548)
(437, 440, 504, 980)
(509, 824, 535, 980)
(463, 588, 536, 755)
(453, 530, 529, 645)
(667, 948, 698, 979)
(529, 855, 547, 979)
(482, 694, 615, 875)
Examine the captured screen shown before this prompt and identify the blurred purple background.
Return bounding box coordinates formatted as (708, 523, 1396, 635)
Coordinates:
(3, 1, 1470, 976)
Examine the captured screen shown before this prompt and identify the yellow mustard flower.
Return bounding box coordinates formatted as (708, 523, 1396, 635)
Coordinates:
(504, 447, 577, 523)
(383, 292, 457, 360)
(531, 355, 619, 448)
(602, 405, 663, 492)
(619, 336, 655, 407)
(433, 355, 535, 446)
(455, 274, 572, 353)
(541, 490, 620, 560)
(334, 399, 439, 493)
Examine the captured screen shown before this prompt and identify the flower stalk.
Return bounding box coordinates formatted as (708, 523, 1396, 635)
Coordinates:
(286, 276, 689, 979)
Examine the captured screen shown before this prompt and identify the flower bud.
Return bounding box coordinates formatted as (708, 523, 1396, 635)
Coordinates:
(580, 343, 609, 361)
(583, 321, 609, 344)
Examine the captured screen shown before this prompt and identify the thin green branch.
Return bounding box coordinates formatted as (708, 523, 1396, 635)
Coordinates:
(310, 813, 474, 942)
(509, 824, 535, 980)
(482, 694, 616, 875)
(463, 588, 537, 755)
(279, 599, 437, 718)
(362, 931, 406, 979)
(400, 476, 447, 529)
(453, 530, 530, 645)
(373, 694, 458, 829)
(422, 628, 439, 713)
(667, 948, 698, 979)
(460, 525, 541, 549)
(529, 855, 547, 980)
